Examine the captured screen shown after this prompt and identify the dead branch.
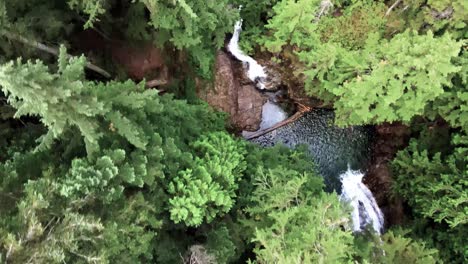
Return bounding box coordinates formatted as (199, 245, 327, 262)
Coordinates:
(315, 0, 334, 22)
(1, 30, 111, 78)
(245, 103, 311, 140)
(431, 6, 454, 20)
(145, 78, 168, 88)
(385, 0, 403, 16)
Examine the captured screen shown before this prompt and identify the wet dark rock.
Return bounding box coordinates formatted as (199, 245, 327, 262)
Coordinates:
(364, 122, 411, 227)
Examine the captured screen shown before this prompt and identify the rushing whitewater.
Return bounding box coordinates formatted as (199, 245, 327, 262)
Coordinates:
(340, 168, 384, 234)
(228, 20, 267, 89)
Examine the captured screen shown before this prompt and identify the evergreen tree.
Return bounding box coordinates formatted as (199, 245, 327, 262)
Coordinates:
(0, 48, 229, 262)
(392, 130, 468, 262)
(245, 167, 355, 263)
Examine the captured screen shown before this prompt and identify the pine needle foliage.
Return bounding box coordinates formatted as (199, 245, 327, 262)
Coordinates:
(393, 132, 468, 228)
(392, 130, 468, 262)
(246, 167, 354, 263)
(168, 132, 247, 226)
(0, 47, 105, 152)
(0, 48, 230, 262)
(300, 31, 462, 126)
(138, 0, 238, 77)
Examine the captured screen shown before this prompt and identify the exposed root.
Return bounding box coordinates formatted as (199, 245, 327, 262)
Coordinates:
(145, 79, 168, 88)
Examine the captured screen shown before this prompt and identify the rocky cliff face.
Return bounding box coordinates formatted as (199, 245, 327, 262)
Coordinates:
(364, 122, 411, 227)
(197, 51, 267, 131)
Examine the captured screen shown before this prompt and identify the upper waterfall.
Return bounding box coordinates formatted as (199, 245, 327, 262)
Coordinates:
(228, 20, 267, 90)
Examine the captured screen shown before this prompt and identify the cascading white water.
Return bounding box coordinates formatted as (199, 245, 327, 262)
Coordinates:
(340, 168, 384, 234)
(228, 19, 267, 90)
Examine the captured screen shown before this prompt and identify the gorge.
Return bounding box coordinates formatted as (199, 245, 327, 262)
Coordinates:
(228, 19, 385, 235)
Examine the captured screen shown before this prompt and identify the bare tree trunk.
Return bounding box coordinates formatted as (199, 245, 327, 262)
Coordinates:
(385, 0, 403, 16)
(1, 30, 111, 78)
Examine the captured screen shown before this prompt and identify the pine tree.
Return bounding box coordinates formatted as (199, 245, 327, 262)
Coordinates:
(392, 130, 468, 262)
(168, 132, 246, 226)
(301, 31, 462, 126)
(246, 167, 354, 263)
(0, 48, 228, 262)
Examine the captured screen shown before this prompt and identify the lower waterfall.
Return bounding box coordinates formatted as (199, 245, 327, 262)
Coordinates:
(340, 168, 384, 234)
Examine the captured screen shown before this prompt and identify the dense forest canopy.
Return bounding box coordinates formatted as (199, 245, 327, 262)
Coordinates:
(0, 0, 466, 263)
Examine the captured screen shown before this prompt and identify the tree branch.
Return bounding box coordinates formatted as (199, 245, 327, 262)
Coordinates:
(145, 78, 168, 88)
(385, 0, 403, 16)
(1, 30, 111, 78)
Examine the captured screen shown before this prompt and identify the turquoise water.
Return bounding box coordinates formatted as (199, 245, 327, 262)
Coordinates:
(251, 109, 373, 192)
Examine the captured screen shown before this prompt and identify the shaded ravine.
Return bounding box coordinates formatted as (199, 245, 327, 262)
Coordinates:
(228, 19, 384, 234)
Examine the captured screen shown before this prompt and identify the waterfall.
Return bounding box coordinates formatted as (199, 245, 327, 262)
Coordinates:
(340, 168, 384, 234)
(227, 20, 267, 90)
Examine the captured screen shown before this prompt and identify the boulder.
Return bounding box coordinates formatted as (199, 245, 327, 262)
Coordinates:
(111, 43, 165, 80)
(234, 84, 266, 131)
(197, 51, 267, 131)
(73, 30, 168, 82)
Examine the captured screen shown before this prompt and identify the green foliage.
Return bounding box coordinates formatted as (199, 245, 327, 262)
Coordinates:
(317, 1, 387, 50)
(375, 230, 439, 264)
(260, 0, 322, 53)
(0, 178, 106, 263)
(385, 0, 467, 39)
(0, 49, 229, 262)
(246, 167, 354, 263)
(426, 50, 468, 130)
(1, 0, 467, 262)
(101, 193, 161, 263)
(205, 224, 237, 263)
(0, 0, 72, 37)
(263, 0, 465, 127)
(168, 132, 246, 226)
(0, 47, 105, 152)
(392, 130, 468, 262)
(301, 31, 462, 126)
(413, 221, 468, 263)
(393, 132, 467, 228)
(67, 0, 107, 28)
(139, 0, 238, 77)
(238, 144, 319, 209)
